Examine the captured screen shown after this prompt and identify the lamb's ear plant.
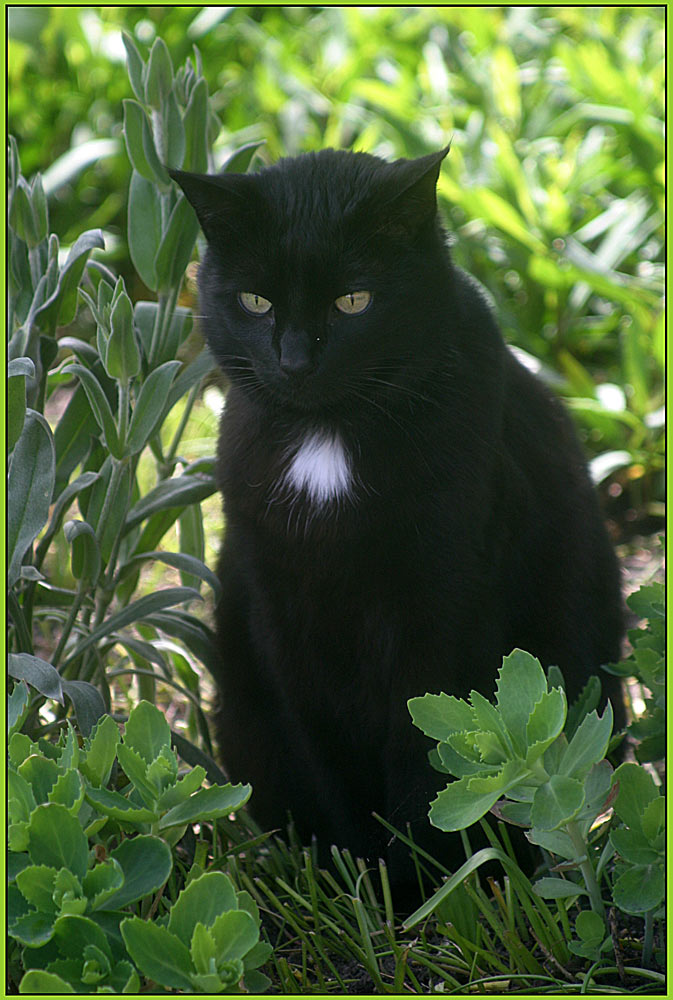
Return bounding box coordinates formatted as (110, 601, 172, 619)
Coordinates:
(8, 692, 263, 994)
(7, 36, 266, 746)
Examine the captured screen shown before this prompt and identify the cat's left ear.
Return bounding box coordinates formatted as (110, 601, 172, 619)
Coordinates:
(168, 168, 256, 243)
(386, 143, 450, 235)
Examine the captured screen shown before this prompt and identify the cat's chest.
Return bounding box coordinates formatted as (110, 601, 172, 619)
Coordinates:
(278, 429, 353, 506)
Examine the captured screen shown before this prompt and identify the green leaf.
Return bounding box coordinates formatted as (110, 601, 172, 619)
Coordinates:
(121, 30, 145, 102)
(145, 37, 173, 108)
(408, 691, 474, 742)
(8, 358, 30, 451)
(8, 410, 55, 587)
(575, 909, 605, 945)
(610, 827, 659, 866)
(115, 742, 158, 807)
(11, 909, 55, 947)
(533, 877, 587, 900)
(121, 918, 194, 991)
(61, 680, 106, 738)
(18, 755, 59, 804)
(64, 519, 101, 583)
(122, 99, 170, 188)
(84, 785, 156, 826)
(9, 679, 31, 736)
(125, 473, 215, 531)
(107, 288, 141, 382)
(429, 776, 504, 832)
(191, 921, 217, 975)
(52, 912, 112, 961)
(153, 194, 200, 291)
(183, 77, 209, 172)
(8, 652, 63, 703)
(124, 699, 172, 763)
(164, 90, 186, 169)
(221, 139, 266, 174)
(53, 867, 86, 915)
(168, 872, 238, 944)
(80, 715, 119, 788)
(125, 550, 221, 600)
(210, 908, 259, 962)
(565, 674, 601, 741)
(20, 969, 75, 993)
(559, 703, 613, 780)
(525, 686, 567, 766)
(60, 586, 202, 672)
(48, 769, 84, 815)
(102, 835, 172, 910)
(60, 363, 122, 457)
(611, 761, 660, 833)
(612, 863, 664, 914)
(16, 864, 58, 913)
(128, 171, 161, 291)
(495, 649, 548, 755)
(27, 804, 88, 880)
(82, 858, 124, 910)
(126, 360, 181, 454)
(157, 764, 207, 810)
(530, 775, 585, 831)
(35, 229, 105, 331)
(159, 782, 252, 830)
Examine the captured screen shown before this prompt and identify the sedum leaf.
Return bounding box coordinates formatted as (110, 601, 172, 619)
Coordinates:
(8, 411, 55, 587)
(158, 782, 252, 830)
(27, 804, 88, 881)
(123, 699, 172, 763)
(495, 649, 548, 755)
(559, 703, 613, 780)
(530, 774, 585, 831)
(168, 872, 239, 945)
(407, 691, 474, 742)
(102, 835, 172, 910)
(121, 918, 194, 991)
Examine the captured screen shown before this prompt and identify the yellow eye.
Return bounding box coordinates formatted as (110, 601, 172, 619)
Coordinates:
(238, 292, 272, 315)
(335, 291, 372, 315)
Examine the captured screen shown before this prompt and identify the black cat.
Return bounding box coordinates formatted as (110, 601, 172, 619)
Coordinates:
(171, 147, 624, 892)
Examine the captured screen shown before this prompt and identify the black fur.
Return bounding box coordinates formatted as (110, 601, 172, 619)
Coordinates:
(171, 148, 624, 892)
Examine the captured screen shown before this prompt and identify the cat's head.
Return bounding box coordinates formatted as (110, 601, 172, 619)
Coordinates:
(171, 146, 451, 414)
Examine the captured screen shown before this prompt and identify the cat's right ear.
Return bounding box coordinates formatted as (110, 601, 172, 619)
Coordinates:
(169, 169, 254, 243)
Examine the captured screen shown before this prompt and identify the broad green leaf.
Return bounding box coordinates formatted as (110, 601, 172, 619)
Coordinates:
(165, 348, 215, 410)
(84, 786, 156, 826)
(559, 703, 613, 780)
(18, 755, 59, 804)
(525, 828, 577, 860)
(210, 908, 259, 962)
(19, 970, 75, 993)
(10, 909, 55, 947)
(565, 674, 601, 741)
(611, 761, 660, 833)
(121, 918, 193, 991)
(53, 867, 86, 915)
(82, 858, 124, 910)
(8, 410, 55, 586)
(429, 776, 503, 832)
(34, 229, 105, 331)
(469, 689, 514, 754)
(168, 872, 239, 944)
(530, 775, 585, 831)
(159, 782, 252, 830)
(8, 358, 30, 450)
(575, 909, 605, 946)
(525, 686, 566, 766)
(128, 171, 161, 291)
(435, 739, 488, 778)
(191, 921, 217, 975)
(8, 652, 63, 703)
(641, 795, 665, 842)
(53, 913, 112, 961)
(447, 730, 483, 764)
(61, 680, 106, 738)
(106, 288, 140, 382)
(124, 699, 172, 763)
(102, 835, 172, 910)
(124, 550, 221, 599)
(612, 863, 664, 914)
(610, 827, 659, 866)
(115, 742, 158, 807)
(221, 139, 266, 174)
(153, 194, 200, 291)
(495, 649, 548, 755)
(164, 90, 186, 169)
(126, 360, 181, 453)
(532, 877, 587, 900)
(575, 759, 615, 835)
(60, 363, 122, 457)
(157, 764, 207, 811)
(48, 769, 84, 815)
(408, 691, 474, 742)
(27, 804, 88, 880)
(15, 864, 58, 913)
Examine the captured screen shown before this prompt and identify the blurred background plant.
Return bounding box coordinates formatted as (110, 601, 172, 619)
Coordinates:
(9, 5, 664, 541)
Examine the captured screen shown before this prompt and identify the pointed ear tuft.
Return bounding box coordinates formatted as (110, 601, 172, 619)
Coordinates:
(384, 144, 450, 237)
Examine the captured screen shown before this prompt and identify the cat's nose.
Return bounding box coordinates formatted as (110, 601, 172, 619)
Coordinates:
(279, 331, 314, 376)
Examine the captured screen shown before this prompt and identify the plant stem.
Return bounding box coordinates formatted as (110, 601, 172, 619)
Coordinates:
(565, 820, 605, 920)
(642, 908, 654, 967)
(52, 582, 87, 671)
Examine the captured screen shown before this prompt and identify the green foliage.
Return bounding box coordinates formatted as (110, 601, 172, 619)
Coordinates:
(8, 696, 258, 994)
(408, 580, 665, 979)
(604, 577, 665, 763)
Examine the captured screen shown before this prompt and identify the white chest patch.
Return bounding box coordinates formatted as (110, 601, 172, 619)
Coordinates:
(284, 430, 352, 505)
